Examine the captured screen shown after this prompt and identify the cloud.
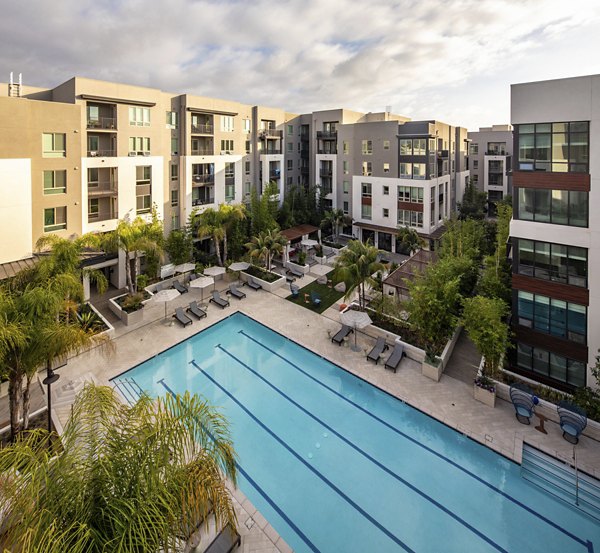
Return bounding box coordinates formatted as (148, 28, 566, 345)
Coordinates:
(1, 0, 599, 129)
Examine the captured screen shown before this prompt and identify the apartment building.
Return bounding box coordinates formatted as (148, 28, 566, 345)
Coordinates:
(510, 75, 599, 391)
(468, 125, 513, 214)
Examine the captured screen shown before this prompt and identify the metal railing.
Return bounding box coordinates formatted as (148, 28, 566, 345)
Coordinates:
(88, 150, 116, 157)
(87, 181, 118, 196)
(191, 124, 213, 134)
(259, 129, 283, 138)
(87, 117, 117, 130)
(317, 130, 337, 139)
(320, 169, 333, 177)
(191, 149, 213, 156)
(192, 197, 215, 206)
(88, 209, 118, 222)
(192, 174, 215, 185)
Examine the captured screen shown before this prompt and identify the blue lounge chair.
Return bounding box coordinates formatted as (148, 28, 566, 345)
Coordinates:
(310, 290, 321, 306)
(173, 307, 192, 327)
(557, 401, 587, 444)
(210, 290, 230, 309)
(384, 343, 405, 373)
(509, 383, 536, 424)
(331, 325, 353, 345)
(367, 337, 389, 364)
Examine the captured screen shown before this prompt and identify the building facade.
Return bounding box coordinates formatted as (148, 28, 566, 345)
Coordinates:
(510, 75, 599, 391)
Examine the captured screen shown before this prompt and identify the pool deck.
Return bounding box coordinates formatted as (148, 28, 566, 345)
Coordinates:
(29, 271, 600, 552)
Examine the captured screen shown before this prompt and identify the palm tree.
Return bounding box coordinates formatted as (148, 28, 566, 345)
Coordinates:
(334, 239, 384, 310)
(102, 212, 163, 295)
(220, 204, 246, 264)
(193, 207, 226, 266)
(396, 226, 423, 256)
(321, 209, 345, 241)
(0, 383, 237, 553)
(245, 229, 287, 272)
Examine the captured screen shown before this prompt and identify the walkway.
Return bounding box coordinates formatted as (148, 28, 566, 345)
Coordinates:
(443, 329, 481, 385)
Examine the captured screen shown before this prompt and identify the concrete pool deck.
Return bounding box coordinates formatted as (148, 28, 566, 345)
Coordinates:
(44, 276, 600, 552)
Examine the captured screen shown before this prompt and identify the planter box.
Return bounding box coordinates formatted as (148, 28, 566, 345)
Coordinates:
(285, 261, 310, 275)
(86, 302, 116, 340)
(474, 384, 496, 407)
(108, 293, 147, 326)
(240, 270, 286, 293)
(315, 255, 328, 264)
(422, 358, 443, 382)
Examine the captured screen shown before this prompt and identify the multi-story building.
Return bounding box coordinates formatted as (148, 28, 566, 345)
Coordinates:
(468, 125, 513, 214)
(510, 75, 598, 391)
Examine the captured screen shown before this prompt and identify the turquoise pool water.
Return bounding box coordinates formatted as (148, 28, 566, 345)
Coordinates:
(112, 313, 599, 552)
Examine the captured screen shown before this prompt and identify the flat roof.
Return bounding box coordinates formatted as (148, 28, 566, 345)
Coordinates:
(280, 224, 319, 242)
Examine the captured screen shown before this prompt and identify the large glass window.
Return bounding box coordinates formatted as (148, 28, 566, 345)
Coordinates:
(129, 107, 150, 126)
(516, 342, 586, 387)
(398, 209, 423, 228)
(413, 139, 426, 156)
(361, 182, 372, 197)
(43, 170, 66, 195)
(517, 188, 588, 227)
(361, 204, 372, 220)
(362, 140, 372, 155)
(44, 206, 67, 232)
(516, 122, 588, 172)
(400, 139, 412, 156)
(398, 186, 410, 202)
(400, 163, 412, 178)
(42, 133, 66, 158)
(413, 163, 426, 179)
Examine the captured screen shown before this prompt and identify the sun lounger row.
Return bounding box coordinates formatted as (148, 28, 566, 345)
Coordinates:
(173, 302, 207, 326)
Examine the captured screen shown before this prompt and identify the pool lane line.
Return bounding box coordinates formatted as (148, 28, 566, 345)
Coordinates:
(189, 359, 416, 553)
(156, 378, 321, 553)
(238, 329, 593, 550)
(216, 344, 509, 553)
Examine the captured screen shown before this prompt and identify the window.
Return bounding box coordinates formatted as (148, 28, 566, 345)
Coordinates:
(166, 111, 178, 129)
(470, 143, 479, 155)
(129, 137, 150, 154)
(516, 122, 588, 172)
(171, 190, 179, 207)
(171, 213, 180, 230)
(383, 185, 389, 195)
(87, 135, 99, 154)
(383, 208, 389, 218)
(400, 163, 412, 178)
(43, 170, 66, 195)
(343, 161, 349, 174)
(362, 140, 372, 155)
(136, 166, 152, 213)
(383, 140, 390, 150)
(129, 107, 150, 126)
(398, 186, 410, 202)
(287, 159, 293, 171)
(88, 198, 99, 220)
(383, 163, 390, 173)
(136, 166, 151, 184)
(245, 161, 251, 175)
(473, 160, 478, 169)
(413, 139, 426, 156)
(361, 204, 372, 220)
(42, 133, 66, 158)
(514, 238, 587, 287)
(516, 342, 586, 387)
(221, 115, 234, 132)
(343, 201, 349, 214)
(287, 142, 293, 152)
(362, 162, 372, 176)
(287, 124, 294, 135)
(517, 188, 588, 227)
(220, 139, 234, 153)
(171, 138, 178, 155)
(171, 164, 178, 180)
(343, 181, 349, 194)
(361, 182, 372, 197)
(487, 142, 506, 155)
(413, 163, 426, 179)
(136, 195, 151, 214)
(400, 139, 412, 156)
(244, 119, 251, 133)
(410, 187, 424, 203)
(44, 206, 67, 232)
(343, 141, 349, 154)
(472, 174, 479, 185)
(398, 209, 423, 228)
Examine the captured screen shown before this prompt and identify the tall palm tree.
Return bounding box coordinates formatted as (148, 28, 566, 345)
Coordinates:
(0, 383, 237, 553)
(321, 209, 345, 241)
(245, 229, 287, 272)
(192, 207, 226, 266)
(334, 239, 384, 310)
(396, 226, 424, 256)
(220, 203, 246, 264)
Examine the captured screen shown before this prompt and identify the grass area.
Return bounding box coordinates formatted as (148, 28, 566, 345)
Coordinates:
(286, 279, 345, 314)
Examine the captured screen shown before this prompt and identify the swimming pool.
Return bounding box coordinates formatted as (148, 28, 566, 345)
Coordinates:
(113, 312, 599, 552)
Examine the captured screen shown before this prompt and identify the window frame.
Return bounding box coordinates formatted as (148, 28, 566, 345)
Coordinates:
(44, 206, 67, 232)
(42, 133, 66, 158)
(43, 170, 67, 195)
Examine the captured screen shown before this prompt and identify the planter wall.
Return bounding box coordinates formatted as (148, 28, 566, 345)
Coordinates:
(86, 302, 115, 340)
(474, 384, 497, 407)
(108, 294, 146, 326)
(240, 270, 286, 293)
(422, 359, 444, 382)
(285, 261, 310, 275)
(315, 255, 328, 264)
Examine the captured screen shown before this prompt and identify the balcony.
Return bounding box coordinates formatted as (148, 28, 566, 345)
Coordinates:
(191, 123, 213, 134)
(486, 149, 507, 156)
(259, 129, 283, 139)
(320, 169, 333, 178)
(87, 117, 117, 130)
(437, 150, 449, 159)
(269, 170, 281, 179)
(88, 208, 118, 223)
(191, 148, 214, 156)
(300, 166, 309, 175)
(192, 196, 215, 206)
(317, 149, 337, 155)
(88, 150, 116, 157)
(317, 130, 337, 139)
(262, 149, 282, 155)
(225, 175, 235, 186)
(192, 174, 215, 185)
(322, 186, 333, 196)
(87, 181, 118, 197)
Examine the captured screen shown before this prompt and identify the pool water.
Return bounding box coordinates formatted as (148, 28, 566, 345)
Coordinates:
(113, 313, 599, 553)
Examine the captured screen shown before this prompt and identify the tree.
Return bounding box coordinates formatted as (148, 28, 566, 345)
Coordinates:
(220, 204, 246, 264)
(248, 182, 279, 235)
(245, 229, 287, 272)
(462, 296, 510, 378)
(0, 384, 237, 553)
(192, 207, 225, 266)
(102, 211, 163, 295)
(165, 228, 193, 266)
(395, 227, 423, 255)
(321, 209, 345, 241)
(334, 240, 384, 311)
(439, 216, 486, 264)
(458, 179, 487, 220)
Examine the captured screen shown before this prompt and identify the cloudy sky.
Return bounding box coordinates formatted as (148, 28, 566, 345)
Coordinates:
(2, 0, 599, 130)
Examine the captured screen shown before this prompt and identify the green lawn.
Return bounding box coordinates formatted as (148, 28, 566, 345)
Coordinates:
(286, 279, 345, 314)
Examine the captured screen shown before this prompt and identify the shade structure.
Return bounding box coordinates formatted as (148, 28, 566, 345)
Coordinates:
(340, 309, 373, 352)
(204, 266, 226, 277)
(301, 239, 319, 247)
(228, 261, 250, 272)
(189, 275, 213, 302)
(174, 262, 196, 274)
(152, 288, 181, 321)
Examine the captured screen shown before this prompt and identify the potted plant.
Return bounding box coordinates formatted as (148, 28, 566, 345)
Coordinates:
(473, 372, 497, 407)
(297, 250, 307, 266)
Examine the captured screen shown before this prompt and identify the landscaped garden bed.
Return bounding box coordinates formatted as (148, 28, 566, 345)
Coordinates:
(286, 280, 344, 314)
(243, 265, 281, 283)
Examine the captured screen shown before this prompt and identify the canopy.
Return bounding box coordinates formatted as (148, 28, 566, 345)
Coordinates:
(340, 309, 373, 352)
(229, 261, 251, 271)
(174, 262, 196, 274)
(152, 288, 181, 321)
(301, 239, 319, 247)
(204, 266, 226, 277)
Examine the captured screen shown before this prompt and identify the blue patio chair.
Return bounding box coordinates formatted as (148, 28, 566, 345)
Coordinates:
(290, 283, 299, 298)
(557, 401, 587, 444)
(509, 382, 536, 424)
(310, 290, 321, 306)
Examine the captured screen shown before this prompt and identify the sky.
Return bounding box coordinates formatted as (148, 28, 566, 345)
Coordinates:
(1, 0, 600, 131)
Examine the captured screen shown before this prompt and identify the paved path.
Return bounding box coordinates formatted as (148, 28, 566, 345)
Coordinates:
(444, 329, 481, 385)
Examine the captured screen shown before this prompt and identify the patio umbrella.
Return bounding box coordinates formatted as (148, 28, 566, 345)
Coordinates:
(301, 239, 319, 247)
(189, 275, 213, 302)
(152, 288, 180, 322)
(204, 266, 226, 290)
(340, 309, 373, 352)
(174, 262, 196, 274)
(228, 261, 250, 272)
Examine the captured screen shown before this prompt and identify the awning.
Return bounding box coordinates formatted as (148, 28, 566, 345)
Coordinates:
(280, 224, 319, 242)
(0, 256, 38, 280)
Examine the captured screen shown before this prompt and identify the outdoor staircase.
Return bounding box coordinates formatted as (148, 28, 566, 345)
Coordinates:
(112, 377, 144, 405)
(49, 372, 99, 433)
(521, 443, 600, 521)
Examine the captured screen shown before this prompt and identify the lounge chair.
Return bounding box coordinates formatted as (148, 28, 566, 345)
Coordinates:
(509, 383, 536, 424)
(331, 324, 353, 346)
(384, 343, 405, 373)
(227, 283, 246, 300)
(290, 283, 299, 298)
(367, 337, 389, 364)
(186, 301, 207, 320)
(310, 290, 321, 306)
(204, 525, 241, 553)
(173, 307, 192, 327)
(172, 280, 188, 294)
(557, 401, 587, 444)
(287, 265, 304, 278)
(245, 277, 262, 290)
(210, 291, 230, 309)
(189, 273, 198, 282)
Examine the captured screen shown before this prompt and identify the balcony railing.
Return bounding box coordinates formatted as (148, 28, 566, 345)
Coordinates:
(259, 129, 283, 139)
(225, 176, 235, 185)
(300, 166, 309, 174)
(486, 149, 507, 156)
(437, 150, 449, 158)
(87, 181, 118, 196)
(262, 149, 282, 155)
(320, 169, 333, 178)
(317, 130, 337, 139)
(317, 149, 336, 155)
(191, 149, 213, 156)
(191, 124, 213, 134)
(322, 187, 333, 195)
(88, 150, 116, 157)
(88, 209, 118, 223)
(192, 174, 215, 185)
(192, 197, 215, 206)
(269, 170, 281, 179)
(87, 117, 117, 130)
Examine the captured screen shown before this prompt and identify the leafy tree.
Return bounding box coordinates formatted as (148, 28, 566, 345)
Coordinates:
(192, 207, 225, 266)
(220, 204, 246, 264)
(439, 217, 486, 264)
(321, 209, 346, 241)
(0, 384, 237, 553)
(462, 296, 510, 378)
(249, 182, 279, 235)
(395, 227, 423, 255)
(334, 240, 384, 311)
(165, 228, 193, 266)
(458, 179, 487, 220)
(434, 255, 478, 300)
(245, 229, 287, 271)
